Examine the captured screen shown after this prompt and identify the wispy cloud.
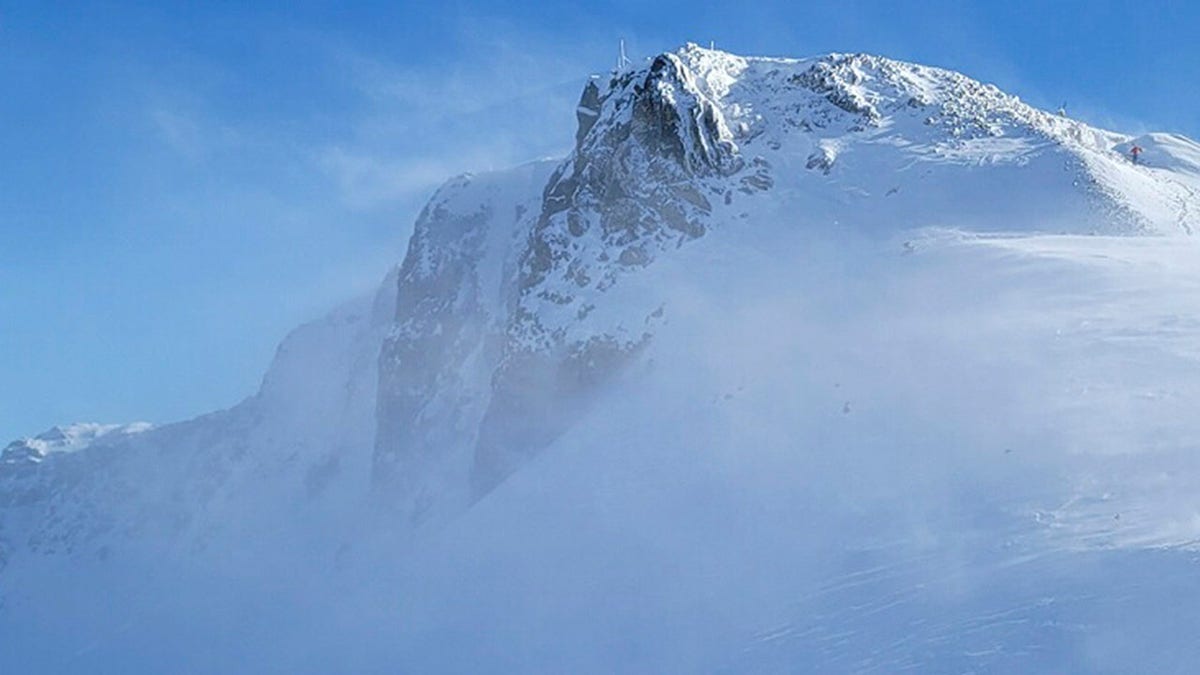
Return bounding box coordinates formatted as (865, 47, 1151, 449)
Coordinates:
(147, 106, 243, 160)
(307, 20, 608, 211)
(316, 147, 469, 211)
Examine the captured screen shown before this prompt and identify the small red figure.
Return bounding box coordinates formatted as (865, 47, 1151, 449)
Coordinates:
(1130, 145, 1144, 164)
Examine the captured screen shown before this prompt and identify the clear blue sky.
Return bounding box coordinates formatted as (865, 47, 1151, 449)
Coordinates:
(2, 1, 1197, 440)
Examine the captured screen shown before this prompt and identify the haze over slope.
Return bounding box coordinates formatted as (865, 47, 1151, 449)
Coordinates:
(4, 45, 1200, 672)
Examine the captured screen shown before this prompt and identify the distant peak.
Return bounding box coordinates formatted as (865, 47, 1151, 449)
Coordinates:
(2, 422, 151, 466)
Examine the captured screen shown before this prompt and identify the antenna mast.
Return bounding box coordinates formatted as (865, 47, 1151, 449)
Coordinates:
(617, 38, 631, 70)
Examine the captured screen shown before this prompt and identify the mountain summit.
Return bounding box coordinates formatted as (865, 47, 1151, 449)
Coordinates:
(4, 45, 1200, 672)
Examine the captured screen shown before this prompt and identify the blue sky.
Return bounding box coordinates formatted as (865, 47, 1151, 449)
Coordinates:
(1, 0, 1197, 440)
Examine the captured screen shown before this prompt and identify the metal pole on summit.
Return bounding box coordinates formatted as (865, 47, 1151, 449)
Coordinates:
(618, 39, 631, 71)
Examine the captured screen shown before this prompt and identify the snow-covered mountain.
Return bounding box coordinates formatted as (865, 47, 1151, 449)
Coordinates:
(374, 45, 1200, 520)
(5, 45, 1200, 672)
(1, 423, 152, 466)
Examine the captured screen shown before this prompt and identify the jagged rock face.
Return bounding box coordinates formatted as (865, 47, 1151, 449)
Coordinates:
(468, 53, 749, 496)
(522, 52, 743, 317)
(371, 163, 554, 518)
(372, 51, 772, 508)
(373, 178, 497, 509)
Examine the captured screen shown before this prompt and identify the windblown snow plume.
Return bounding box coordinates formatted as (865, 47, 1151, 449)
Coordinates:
(5, 45, 1200, 673)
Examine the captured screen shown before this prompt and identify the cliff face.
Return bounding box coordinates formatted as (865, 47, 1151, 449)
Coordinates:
(372, 161, 555, 520)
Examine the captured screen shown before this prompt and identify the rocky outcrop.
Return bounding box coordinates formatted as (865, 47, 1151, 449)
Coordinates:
(373, 50, 762, 507)
(371, 162, 554, 519)
(465, 52, 749, 495)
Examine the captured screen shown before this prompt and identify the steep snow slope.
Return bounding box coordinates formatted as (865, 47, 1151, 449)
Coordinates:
(3, 44, 1200, 672)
